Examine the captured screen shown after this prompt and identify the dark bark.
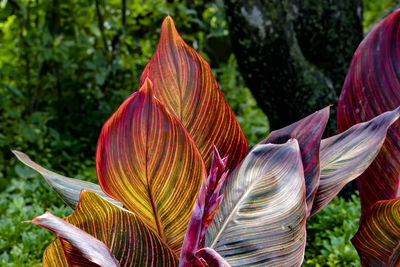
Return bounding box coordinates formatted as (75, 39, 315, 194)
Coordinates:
(224, 0, 363, 134)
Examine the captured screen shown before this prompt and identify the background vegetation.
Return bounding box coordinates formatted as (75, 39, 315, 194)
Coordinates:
(0, 0, 398, 265)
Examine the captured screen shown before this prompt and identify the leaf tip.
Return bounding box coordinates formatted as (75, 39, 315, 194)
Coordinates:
(139, 77, 154, 96)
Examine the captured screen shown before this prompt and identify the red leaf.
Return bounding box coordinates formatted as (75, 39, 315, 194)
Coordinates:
(140, 16, 248, 171)
(337, 10, 400, 220)
(96, 78, 206, 252)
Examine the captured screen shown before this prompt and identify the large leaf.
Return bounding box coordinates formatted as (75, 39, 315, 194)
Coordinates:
(12, 150, 121, 209)
(205, 140, 307, 266)
(337, 10, 400, 219)
(261, 106, 329, 214)
(352, 198, 400, 266)
(36, 191, 179, 266)
(140, 16, 248, 170)
(96, 78, 206, 253)
(194, 248, 230, 267)
(311, 108, 400, 217)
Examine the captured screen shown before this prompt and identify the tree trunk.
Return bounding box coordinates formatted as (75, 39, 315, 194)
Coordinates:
(224, 0, 363, 134)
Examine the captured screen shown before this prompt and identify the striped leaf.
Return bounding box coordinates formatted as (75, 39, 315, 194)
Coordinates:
(352, 198, 400, 266)
(337, 10, 400, 220)
(311, 108, 400, 217)
(96, 78, 206, 253)
(38, 191, 179, 266)
(205, 140, 307, 266)
(140, 16, 248, 171)
(12, 150, 121, 209)
(261, 106, 329, 214)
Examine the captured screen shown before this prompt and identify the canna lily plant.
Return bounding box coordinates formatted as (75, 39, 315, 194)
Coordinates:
(14, 14, 400, 266)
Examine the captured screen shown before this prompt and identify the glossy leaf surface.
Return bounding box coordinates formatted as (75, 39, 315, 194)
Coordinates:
(12, 150, 121, 209)
(311, 108, 400, 217)
(205, 140, 307, 266)
(261, 106, 329, 213)
(352, 198, 400, 266)
(140, 16, 248, 170)
(40, 191, 179, 266)
(337, 10, 400, 218)
(96, 78, 206, 252)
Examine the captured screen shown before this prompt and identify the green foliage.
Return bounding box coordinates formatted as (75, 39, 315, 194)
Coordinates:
(304, 194, 361, 267)
(364, 0, 399, 29)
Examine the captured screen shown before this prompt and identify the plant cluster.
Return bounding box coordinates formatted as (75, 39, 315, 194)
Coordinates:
(14, 9, 400, 267)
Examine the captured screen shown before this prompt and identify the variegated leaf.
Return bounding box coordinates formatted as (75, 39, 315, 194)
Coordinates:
(261, 106, 329, 214)
(352, 198, 400, 266)
(205, 140, 307, 266)
(38, 191, 179, 266)
(337, 9, 400, 220)
(311, 108, 400, 217)
(140, 16, 248, 171)
(96, 78, 206, 253)
(12, 150, 121, 209)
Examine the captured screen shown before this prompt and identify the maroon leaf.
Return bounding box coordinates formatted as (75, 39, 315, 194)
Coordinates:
(261, 106, 329, 214)
(311, 108, 400, 217)
(337, 9, 400, 220)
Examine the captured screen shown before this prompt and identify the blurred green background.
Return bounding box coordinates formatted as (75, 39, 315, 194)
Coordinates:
(0, 0, 397, 265)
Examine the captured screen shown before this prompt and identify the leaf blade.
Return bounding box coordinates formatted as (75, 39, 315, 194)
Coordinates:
(140, 16, 248, 170)
(39, 191, 179, 266)
(337, 9, 400, 219)
(205, 140, 307, 266)
(261, 106, 329, 214)
(312, 107, 400, 217)
(352, 198, 400, 266)
(96, 78, 206, 252)
(12, 150, 121, 209)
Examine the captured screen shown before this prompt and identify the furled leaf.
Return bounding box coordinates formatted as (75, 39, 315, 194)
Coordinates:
(140, 16, 248, 171)
(352, 198, 400, 266)
(195, 248, 230, 267)
(38, 191, 179, 266)
(337, 9, 400, 219)
(180, 147, 227, 266)
(311, 108, 400, 217)
(12, 150, 121, 209)
(205, 140, 307, 266)
(96, 78, 206, 253)
(31, 211, 120, 267)
(261, 106, 329, 214)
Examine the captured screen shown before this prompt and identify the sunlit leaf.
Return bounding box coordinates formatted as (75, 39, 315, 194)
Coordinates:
(352, 198, 400, 266)
(311, 108, 400, 217)
(261, 106, 329, 214)
(337, 9, 400, 219)
(38, 191, 179, 266)
(12, 150, 121, 209)
(96, 78, 206, 253)
(205, 140, 307, 266)
(140, 16, 248, 171)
